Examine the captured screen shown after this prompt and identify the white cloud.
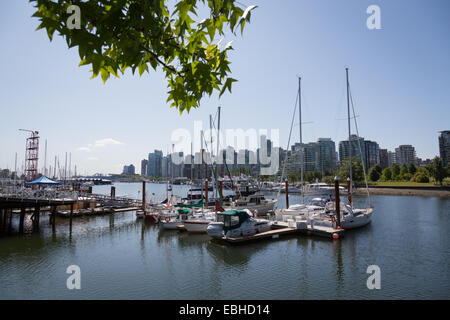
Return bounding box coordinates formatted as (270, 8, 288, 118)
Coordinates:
(76, 138, 124, 153)
(87, 157, 99, 161)
(94, 138, 124, 147)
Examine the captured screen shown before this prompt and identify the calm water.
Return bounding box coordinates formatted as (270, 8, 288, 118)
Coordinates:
(0, 182, 449, 299)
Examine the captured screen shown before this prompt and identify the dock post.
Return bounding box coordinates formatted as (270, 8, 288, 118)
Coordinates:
(346, 177, 352, 206)
(334, 176, 341, 228)
(205, 180, 208, 205)
(69, 203, 74, 233)
(19, 205, 25, 234)
(142, 181, 146, 211)
(219, 180, 223, 203)
(0, 208, 3, 233)
(111, 186, 116, 199)
(51, 205, 56, 233)
(33, 205, 40, 232)
(285, 179, 289, 208)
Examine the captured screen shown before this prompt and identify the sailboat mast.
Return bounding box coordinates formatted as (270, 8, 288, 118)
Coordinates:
(346, 68, 353, 195)
(298, 77, 304, 203)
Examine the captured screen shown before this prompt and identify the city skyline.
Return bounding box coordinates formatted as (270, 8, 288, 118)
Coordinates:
(1, 1, 449, 174)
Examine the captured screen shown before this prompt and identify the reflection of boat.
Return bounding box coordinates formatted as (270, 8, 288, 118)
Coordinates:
(230, 194, 277, 215)
(207, 209, 272, 239)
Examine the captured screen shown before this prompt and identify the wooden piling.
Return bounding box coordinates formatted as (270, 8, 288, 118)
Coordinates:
(51, 205, 56, 233)
(285, 179, 289, 208)
(69, 203, 74, 232)
(0, 208, 3, 232)
(205, 180, 208, 205)
(346, 177, 352, 206)
(142, 181, 146, 211)
(19, 205, 25, 234)
(334, 176, 341, 228)
(219, 180, 223, 202)
(111, 186, 116, 199)
(33, 205, 40, 231)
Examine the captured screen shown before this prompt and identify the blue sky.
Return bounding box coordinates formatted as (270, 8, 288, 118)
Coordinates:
(1, 0, 449, 175)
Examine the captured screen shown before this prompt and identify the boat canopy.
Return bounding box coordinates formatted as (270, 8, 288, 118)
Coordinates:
(26, 175, 60, 185)
(177, 209, 191, 215)
(174, 199, 204, 208)
(217, 210, 251, 233)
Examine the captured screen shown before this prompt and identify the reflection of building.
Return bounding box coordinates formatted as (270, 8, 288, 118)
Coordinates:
(395, 145, 416, 166)
(439, 130, 450, 166)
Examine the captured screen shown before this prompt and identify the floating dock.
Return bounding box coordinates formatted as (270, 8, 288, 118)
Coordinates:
(215, 222, 344, 244)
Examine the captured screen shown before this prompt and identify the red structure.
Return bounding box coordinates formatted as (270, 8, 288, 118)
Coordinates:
(20, 129, 40, 182)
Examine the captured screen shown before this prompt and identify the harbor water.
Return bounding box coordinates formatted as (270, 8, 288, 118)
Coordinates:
(0, 182, 449, 299)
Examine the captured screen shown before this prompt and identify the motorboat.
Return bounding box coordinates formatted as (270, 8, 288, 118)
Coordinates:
(207, 209, 272, 239)
(230, 193, 277, 215)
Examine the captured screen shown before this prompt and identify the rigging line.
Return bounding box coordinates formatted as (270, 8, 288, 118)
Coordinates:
(277, 90, 299, 199)
(349, 84, 372, 207)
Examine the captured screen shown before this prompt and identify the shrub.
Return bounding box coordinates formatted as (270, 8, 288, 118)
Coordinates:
(412, 172, 429, 183)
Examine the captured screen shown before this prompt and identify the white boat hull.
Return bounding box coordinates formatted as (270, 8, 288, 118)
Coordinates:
(160, 221, 183, 230)
(340, 208, 373, 229)
(183, 220, 211, 233)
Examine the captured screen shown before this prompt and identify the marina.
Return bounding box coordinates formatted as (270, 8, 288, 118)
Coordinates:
(0, 181, 449, 299)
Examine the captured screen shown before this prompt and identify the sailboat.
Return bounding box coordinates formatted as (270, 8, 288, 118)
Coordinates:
(276, 77, 327, 218)
(337, 68, 373, 229)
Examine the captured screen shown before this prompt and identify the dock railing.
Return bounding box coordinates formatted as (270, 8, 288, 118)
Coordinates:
(0, 186, 78, 204)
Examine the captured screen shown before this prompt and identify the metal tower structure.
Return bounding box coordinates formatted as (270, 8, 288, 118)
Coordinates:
(19, 129, 40, 182)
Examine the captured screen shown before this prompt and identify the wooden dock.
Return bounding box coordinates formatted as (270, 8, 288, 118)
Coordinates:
(216, 221, 344, 244)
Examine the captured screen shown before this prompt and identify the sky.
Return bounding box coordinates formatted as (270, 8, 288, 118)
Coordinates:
(0, 0, 449, 175)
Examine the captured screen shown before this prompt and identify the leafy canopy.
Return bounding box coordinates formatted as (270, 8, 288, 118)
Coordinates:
(30, 0, 257, 113)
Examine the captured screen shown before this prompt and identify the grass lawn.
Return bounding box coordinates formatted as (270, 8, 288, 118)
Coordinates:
(369, 181, 437, 187)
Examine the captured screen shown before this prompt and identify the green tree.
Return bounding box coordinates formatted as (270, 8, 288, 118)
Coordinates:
(399, 164, 408, 180)
(30, 0, 257, 113)
(381, 167, 392, 181)
(369, 166, 380, 181)
(428, 157, 446, 185)
(337, 157, 364, 182)
(373, 164, 382, 175)
(0, 169, 11, 178)
(408, 163, 417, 175)
(391, 164, 400, 180)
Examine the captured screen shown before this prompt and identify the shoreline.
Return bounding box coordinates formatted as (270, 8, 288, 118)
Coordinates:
(354, 187, 450, 197)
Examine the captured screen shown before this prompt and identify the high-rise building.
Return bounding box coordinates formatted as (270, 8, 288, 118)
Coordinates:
(379, 149, 389, 169)
(387, 151, 395, 167)
(285, 138, 336, 175)
(148, 150, 163, 177)
(395, 145, 416, 166)
(364, 140, 380, 169)
(122, 164, 135, 175)
(439, 130, 450, 166)
(317, 138, 336, 173)
(338, 134, 366, 166)
(140, 159, 148, 176)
